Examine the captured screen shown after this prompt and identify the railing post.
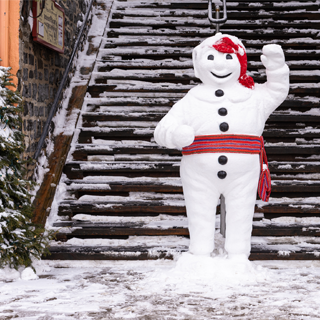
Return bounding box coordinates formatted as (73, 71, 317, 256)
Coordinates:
(208, 0, 227, 34)
(215, 3, 220, 33)
(220, 195, 226, 238)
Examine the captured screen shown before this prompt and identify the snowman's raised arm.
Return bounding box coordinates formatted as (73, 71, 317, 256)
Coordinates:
(154, 96, 194, 149)
(258, 44, 290, 118)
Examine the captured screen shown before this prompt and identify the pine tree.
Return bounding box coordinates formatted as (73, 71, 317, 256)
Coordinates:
(0, 66, 52, 270)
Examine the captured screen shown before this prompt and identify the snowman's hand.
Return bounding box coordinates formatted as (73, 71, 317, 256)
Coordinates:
(172, 125, 195, 149)
(261, 44, 285, 71)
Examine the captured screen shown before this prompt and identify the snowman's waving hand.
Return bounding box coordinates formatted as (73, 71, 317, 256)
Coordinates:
(258, 43, 290, 119)
(261, 44, 286, 71)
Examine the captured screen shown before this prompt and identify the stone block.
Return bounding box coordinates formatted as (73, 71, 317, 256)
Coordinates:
(23, 68, 28, 81)
(38, 58, 43, 69)
(38, 84, 44, 102)
(29, 102, 34, 117)
(22, 84, 29, 98)
(55, 54, 60, 67)
(29, 54, 34, 65)
(49, 72, 54, 85)
(44, 68, 49, 81)
(45, 103, 52, 117)
(32, 83, 37, 100)
(54, 69, 60, 85)
(50, 87, 54, 99)
(38, 106, 44, 117)
(36, 120, 42, 139)
(44, 84, 49, 100)
(35, 61, 38, 79)
(27, 119, 33, 131)
(34, 105, 38, 117)
(23, 102, 28, 116)
(63, 57, 68, 68)
(23, 52, 28, 64)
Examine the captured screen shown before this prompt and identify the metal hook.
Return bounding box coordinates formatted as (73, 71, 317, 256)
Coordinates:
(208, 0, 227, 34)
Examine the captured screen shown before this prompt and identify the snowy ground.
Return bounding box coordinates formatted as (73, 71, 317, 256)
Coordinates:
(1, 257, 320, 320)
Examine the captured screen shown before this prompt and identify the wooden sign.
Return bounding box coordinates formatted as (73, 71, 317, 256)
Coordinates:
(32, 0, 65, 53)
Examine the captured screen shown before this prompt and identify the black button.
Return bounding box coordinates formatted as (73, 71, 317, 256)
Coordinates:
(219, 122, 229, 132)
(218, 108, 227, 116)
(215, 89, 224, 97)
(218, 171, 227, 179)
(218, 155, 228, 165)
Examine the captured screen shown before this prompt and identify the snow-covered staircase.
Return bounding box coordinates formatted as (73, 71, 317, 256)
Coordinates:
(46, 0, 320, 260)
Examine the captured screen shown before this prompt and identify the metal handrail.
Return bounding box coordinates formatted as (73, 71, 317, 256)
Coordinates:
(33, 0, 94, 160)
(208, 0, 227, 33)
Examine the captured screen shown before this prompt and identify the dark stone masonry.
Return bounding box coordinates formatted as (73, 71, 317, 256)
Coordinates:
(19, 0, 91, 166)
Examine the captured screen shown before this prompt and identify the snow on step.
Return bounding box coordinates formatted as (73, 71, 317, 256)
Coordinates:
(95, 59, 320, 70)
(109, 17, 320, 29)
(114, 0, 319, 9)
(64, 160, 320, 172)
(101, 37, 320, 48)
(88, 83, 319, 98)
(106, 27, 320, 38)
(97, 47, 320, 60)
(112, 9, 320, 19)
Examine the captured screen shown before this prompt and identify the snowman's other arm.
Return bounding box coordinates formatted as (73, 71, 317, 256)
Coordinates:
(259, 44, 290, 118)
(154, 97, 195, 149)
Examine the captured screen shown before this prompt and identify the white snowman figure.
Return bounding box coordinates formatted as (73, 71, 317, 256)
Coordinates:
(154, 33, 290, 261)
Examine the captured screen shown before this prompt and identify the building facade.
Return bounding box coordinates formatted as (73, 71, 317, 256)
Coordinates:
(0, 0, 91, 174)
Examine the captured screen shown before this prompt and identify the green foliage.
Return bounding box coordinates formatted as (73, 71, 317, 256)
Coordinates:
(0, 66, 53, 270)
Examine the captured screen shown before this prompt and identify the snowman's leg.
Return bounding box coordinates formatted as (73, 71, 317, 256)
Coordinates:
(180, 157, 220, 256)
(223, 172, 260, 259)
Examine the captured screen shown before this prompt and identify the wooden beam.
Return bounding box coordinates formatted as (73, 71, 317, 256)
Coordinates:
(32, 134, 72, 226)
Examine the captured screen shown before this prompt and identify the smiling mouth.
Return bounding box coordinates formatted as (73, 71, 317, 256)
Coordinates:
(211, 72, 232, 79)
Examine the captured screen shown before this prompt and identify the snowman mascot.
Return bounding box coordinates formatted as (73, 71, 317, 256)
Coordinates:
(154, 33, 289, 261)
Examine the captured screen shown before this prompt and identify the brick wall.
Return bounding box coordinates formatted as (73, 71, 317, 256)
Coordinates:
(19, 0, 91, 168)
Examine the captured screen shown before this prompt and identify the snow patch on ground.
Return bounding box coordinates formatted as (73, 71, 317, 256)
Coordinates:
(144, 252, 270, 290)
(1, 259, 320, 319)
(0, 266, 38, 282)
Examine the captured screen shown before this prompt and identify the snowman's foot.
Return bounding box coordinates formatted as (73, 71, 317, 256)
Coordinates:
(227, 253, 253, 272)
(189, 247, 212, 257)
(227, 253, 249, 262)
(189, 251, 211, 257)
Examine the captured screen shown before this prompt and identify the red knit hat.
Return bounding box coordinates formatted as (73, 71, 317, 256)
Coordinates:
(212, 37, 254, 89)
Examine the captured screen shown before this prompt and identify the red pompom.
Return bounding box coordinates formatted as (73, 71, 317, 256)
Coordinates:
(239, 74, 255, 89)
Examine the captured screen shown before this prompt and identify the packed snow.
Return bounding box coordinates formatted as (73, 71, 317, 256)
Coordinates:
(1, 258, 320, 319)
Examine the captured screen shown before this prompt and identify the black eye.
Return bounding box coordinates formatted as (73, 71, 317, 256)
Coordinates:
(226, 54, 233, 60)
(207, 54, 214, 60)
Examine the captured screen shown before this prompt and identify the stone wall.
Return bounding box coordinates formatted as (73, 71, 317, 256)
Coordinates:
(19, 0, 91, 170)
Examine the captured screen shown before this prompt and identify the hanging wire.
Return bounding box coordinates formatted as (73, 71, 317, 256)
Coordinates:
(28, 0, 46, 19)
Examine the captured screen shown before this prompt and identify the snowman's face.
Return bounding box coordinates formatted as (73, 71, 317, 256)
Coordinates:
(194, 47, 241, 87)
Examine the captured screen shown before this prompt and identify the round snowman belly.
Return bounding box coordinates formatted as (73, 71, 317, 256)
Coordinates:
(181, 153, 260, 190)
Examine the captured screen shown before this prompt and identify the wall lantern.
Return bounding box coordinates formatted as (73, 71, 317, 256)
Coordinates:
(32, 0, 65, 53)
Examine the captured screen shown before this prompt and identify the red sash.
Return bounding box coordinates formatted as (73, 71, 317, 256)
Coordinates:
(182, 134, 271, 202)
